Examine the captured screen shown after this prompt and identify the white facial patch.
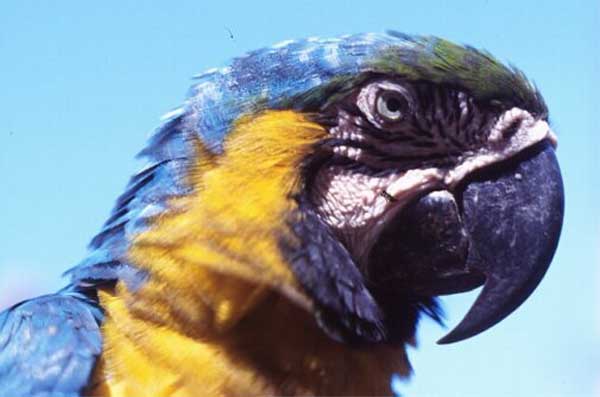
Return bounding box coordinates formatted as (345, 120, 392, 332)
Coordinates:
(312, 168, 399, 230)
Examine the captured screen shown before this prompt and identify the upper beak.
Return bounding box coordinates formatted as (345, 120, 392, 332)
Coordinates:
(437, 140, 564, 343)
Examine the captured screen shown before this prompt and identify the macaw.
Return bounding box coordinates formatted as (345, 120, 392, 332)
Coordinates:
(0, 32, 564, 397)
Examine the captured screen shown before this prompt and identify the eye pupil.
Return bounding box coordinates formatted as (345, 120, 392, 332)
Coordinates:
(386, 97, 402, 113)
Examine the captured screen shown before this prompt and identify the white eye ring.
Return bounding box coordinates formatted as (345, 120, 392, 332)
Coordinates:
(376, 92, 407, 121)
(357, 81, 413, 128)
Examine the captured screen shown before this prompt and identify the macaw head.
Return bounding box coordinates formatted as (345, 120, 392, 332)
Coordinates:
(75, 32, 564, 347)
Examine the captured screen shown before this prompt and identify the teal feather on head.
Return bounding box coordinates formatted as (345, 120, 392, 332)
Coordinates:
(369, 31, 547, 116)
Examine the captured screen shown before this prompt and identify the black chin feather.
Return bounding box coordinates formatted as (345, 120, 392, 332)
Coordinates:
(280, 195, 444, 346)
(373, 290, 444, 344)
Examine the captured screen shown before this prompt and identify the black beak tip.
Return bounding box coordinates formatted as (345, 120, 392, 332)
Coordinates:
(437, 141, 564, 344)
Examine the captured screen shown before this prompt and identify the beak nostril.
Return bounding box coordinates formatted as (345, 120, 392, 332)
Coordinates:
(500, 118, 523, 140)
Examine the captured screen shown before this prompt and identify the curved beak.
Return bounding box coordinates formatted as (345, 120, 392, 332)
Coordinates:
(437, 141, 564, 344)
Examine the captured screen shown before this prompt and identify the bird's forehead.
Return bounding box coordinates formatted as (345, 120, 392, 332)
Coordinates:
(182, 33, 392, 149)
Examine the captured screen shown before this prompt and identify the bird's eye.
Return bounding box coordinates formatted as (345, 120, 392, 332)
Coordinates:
(376, 92, 408, 122)
(357, 81, 414, 129)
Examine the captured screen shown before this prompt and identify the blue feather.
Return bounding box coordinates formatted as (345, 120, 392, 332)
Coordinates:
(0, 289, 103, 397)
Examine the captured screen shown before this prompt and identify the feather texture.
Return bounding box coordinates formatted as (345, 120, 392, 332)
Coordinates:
(0, 289, 103, 397)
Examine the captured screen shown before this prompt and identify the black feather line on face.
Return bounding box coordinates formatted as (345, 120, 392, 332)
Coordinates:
(279, 194, 443, 346)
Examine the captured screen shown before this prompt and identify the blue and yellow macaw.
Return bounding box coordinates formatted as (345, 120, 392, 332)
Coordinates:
(0, 32, 564, 397)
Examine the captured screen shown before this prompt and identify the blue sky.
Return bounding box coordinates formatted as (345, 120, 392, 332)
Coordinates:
(1, 1, 598, 396)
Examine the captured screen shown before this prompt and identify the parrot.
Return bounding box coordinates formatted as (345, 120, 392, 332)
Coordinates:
(0, 32, 564, 397)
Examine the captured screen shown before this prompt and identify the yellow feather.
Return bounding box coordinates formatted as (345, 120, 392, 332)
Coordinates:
(89, 111, 411, 397)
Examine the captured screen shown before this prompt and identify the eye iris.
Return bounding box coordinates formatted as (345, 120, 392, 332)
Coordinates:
(377, 93, 406, 121)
